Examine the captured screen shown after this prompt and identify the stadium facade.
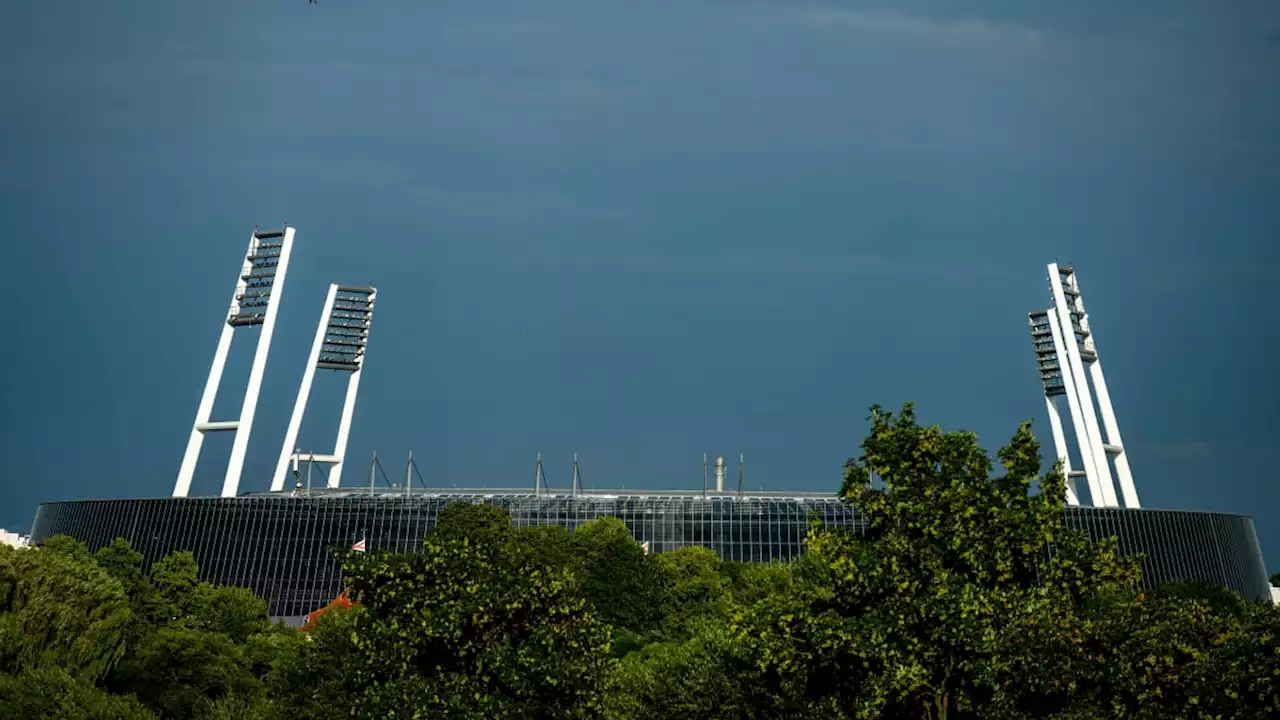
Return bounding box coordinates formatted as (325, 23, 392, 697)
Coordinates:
(24, 225, 1273, 617)
(30, 490, 1273, 617)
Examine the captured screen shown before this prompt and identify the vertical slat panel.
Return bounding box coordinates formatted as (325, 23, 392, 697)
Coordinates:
(25, 498, 1276, 613)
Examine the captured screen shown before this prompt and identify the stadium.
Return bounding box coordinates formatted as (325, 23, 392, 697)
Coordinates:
(27, 226, 1274, 619)
(30, 489, 1272, 618)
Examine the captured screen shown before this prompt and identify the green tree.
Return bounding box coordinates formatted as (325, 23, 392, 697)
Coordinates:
(607, 622, 752, 720)
(95, 546, 274, 719)
(734, 405, 1143, 720)
(0, 665, 156, 720)
(268, 605, 361, 720)
(653, 546, 731, 637)
(0, 539, 284, 720)
(243, 621, 300, 683)
(338, 528, 616, 719)
(188, 584, 271, 643)
(1035, 586, 1280, 720)
(94, 539, 166, 630)
(730, 550, 870, 719)
(430, 502, 515, 544)
(1149, 579, 1248, 618)
(40, 534, 94, 561)
(515, 524, 577, 572)
(94, 539, 148, 596)
(109, 627, 261, 720)
(193, 692, 275, 720)
(720, 560, 798, 607)
(1182, 600, 1280, 718)
(0, 540, 135, 682)
(571, 517, 669, 642)
(656, 546, 729, 610)
(148, 550, 200, 622)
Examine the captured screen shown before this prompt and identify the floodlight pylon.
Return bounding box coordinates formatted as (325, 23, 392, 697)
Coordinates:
(1028, 308, 1092, 506)
(1027, 264, 1138, 508)
(270, 284, 377, 491)
(1046, 266, 1117, 506)
(1048, 264, 1137, 508)
(174, 226, 295, 498)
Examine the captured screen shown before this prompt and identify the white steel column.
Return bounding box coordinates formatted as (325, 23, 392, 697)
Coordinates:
(271, 284, 338, 492)
(1049, 264, 1117, 507)
(1045, 308, 1106, 506)
(1090, 350, 1140, 507)
(1059, 266, 1138, 508)
(174, 226, 296, 499)
(221, 227, 295, 498)
(174, 324, 235, 497)
(1042, 395, 1079, 506)
(329, 363, 364, 488)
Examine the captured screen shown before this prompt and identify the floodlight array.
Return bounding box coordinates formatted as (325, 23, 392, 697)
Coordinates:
(176, 226, 295, 499)
(317, 286, 376, 371)
(228, 228, 287, 327)
(1027, 310, 1066, 397)
(1056, 266, 1098, 361)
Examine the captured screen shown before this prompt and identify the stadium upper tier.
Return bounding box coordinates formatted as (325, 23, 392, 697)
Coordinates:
(31, 492, 1271, 618)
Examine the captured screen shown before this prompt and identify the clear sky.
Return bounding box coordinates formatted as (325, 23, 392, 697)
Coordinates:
(1, 1, 1277, 560)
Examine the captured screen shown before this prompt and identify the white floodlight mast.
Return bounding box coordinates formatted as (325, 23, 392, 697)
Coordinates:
(1047, 264, 1118, 507)
(1051, 266, 1139, 508)
(271, 284, 377, 491)
(1047, 308, 1104, 506)
(271, 285, 337, 491)
(1046, 308, 1102, 505)
(174, 227, 295, 499)
(1029, 309, 1090, 506)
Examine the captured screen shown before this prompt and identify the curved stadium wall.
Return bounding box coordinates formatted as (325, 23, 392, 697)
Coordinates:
(31, 491, 1272, 617)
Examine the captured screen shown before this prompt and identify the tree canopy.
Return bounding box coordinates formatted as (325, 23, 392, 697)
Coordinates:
(2, 404, 1277, 719)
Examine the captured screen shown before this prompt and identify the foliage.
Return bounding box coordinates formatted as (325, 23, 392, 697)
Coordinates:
(1033, 585, 1280, 720)
(608, 622, 752, 720)
(0, 536, 278, 720)
(721, 559, 799, 606)
(0, 665, 156, 720)
(516, 524, 577, 572)
(0, 540, 134, 682)
(430, 502, 515, 545)
(193, 692, 276, 720)
(188, 584, 271, 643)
(95, 538, 149, 599)
(655, 546, 729, 610)
(1149, 579, 1248, 618)
(109, 627, 261, 720)
(149, 550, 200, 620)
(3, 406, 1280, 718)
(570, 516, 669, 639)
(730, 404, 1146, 720)
(335, 518, 616, 719)
(268, 605, 360, 720)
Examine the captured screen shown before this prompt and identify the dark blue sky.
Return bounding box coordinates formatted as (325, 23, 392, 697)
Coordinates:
(2, 1, 1277, 560)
